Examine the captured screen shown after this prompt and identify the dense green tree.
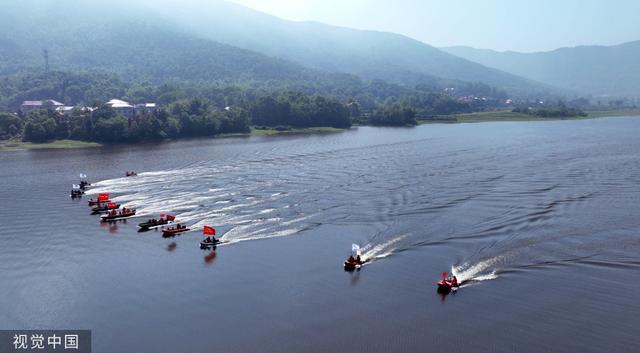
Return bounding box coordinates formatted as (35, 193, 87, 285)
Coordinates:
(369, 104, 417, 126)
(92, 115, 128, 142)
(23, 110, 59, 142)
(0, 113, 22, 139)
(249, 92, 350, 128)
(512, 101, 586, 118)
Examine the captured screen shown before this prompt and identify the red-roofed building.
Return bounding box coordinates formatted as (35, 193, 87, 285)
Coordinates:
(20, 99, 65, 115)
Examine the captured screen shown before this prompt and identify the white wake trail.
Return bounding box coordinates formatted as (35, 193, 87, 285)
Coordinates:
(452, 256, 502, 284)
(361, 234, 409, 262)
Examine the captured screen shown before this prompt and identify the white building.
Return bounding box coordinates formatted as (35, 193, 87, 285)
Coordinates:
(133, 103, 157, 115)
(106, 99, 134, 118)
(55, 106, 76, 116)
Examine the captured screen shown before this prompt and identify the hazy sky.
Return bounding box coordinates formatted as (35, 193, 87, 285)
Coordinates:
(228, 0, 640, 52)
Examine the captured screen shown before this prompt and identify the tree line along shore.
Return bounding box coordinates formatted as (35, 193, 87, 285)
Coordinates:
(1, 71, 633, 150)
(2, 102, 634, 152)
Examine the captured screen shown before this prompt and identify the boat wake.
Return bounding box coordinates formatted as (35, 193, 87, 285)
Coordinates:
(85, 163, 322, 246)
(452, 257, 501, 285)
(360, 234, 409, 263)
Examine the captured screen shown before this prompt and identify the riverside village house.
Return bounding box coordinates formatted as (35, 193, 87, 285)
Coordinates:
(20, 99, 157, 120)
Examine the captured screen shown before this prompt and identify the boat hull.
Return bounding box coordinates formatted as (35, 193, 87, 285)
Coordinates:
(344, 261, 362, 272)
(200, 240, 224, 247)
(437, 280, 459, 294)
(100, 211, 136, 222)
(88, 200, 110, 206)
(138, 220, 173, 230)
(92, 204, 121, 214)
(162, 228, 190, 237)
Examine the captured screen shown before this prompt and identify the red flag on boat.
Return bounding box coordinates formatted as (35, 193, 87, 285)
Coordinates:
(441, 272, 447, 279)
(107, 202, 117, 209)
(203, 226, 216, 235)
(160, 214, 165, 218)
(98, 193, 110, 201)
(166, 215, 176, 221)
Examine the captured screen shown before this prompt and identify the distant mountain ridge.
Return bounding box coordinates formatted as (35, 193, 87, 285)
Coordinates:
(146, 0, 552, 96)
(0, 0, 556, 98)
(442, 41, 640, 98)
(0, 4, 317, 83)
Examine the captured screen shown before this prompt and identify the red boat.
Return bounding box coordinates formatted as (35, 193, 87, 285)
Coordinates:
(89, 193, 111, 206)
(162, 226, 190, 237)
(92, 203, 120, 214)
(437, 273, 459, 294)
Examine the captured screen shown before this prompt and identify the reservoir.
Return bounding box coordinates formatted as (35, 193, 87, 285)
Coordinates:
(1, 117, 639, 352)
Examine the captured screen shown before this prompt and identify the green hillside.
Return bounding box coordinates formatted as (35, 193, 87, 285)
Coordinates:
(143, 0, 552, 97)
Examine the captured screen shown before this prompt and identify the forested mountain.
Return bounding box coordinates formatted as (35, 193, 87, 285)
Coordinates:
(0, 0, 554, 98)
(0, 0, 598, 144)
(0, 1, 379, 111)
(143, 0, 552, 96)
(0, 3, 314, 83)
(0, 0, 515, 116)
(443, 42, 640, 98)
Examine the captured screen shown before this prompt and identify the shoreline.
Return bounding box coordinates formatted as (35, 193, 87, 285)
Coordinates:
(419, 109, 640, 124)
(0, 139, 102, 152)
(230, 126, 346, 137)
(3, 111, 639, 152)
(0, 127, 347, 152)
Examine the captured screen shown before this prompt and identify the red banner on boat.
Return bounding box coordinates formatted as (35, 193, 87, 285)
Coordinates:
(160, 214, 165, 218)
(203, 226, 216, 235)
(166, 215, 176, 221)
(107, 202, 117, 209)
(98, 193, 110, 201)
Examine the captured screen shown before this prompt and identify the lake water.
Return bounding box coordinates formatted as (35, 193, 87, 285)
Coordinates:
(1, 117, 639, 353)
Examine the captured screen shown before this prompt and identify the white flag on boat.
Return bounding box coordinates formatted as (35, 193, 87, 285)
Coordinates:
(352, 243, 361, 256)
(72, 184, 80, 189)
(79, 173, 87, 179)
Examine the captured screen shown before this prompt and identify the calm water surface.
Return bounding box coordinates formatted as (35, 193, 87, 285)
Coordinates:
(1, 117, 639, 352)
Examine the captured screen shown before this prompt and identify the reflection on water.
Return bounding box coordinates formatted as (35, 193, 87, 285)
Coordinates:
(1, 118, 640, 352)
(204, 250, 217, 265)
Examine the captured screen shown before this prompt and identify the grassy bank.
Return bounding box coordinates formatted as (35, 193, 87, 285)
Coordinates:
(585, 109, 640, 118)
(0, 139, 102, 152)
(420, 109, 640, 124)
(215, 126, 347, 138)
(1, 127, 347, 152)
(248, 126, 347, 137)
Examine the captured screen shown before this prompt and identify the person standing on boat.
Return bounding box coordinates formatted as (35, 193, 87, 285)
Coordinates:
(203, 226, 217, 243)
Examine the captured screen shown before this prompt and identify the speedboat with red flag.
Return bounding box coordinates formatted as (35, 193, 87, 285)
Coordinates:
(100, 207, 136, 222)
(344, 244, 365, 271)
(88, 193, 110, 206)
(162, 224, 190, 237)
(437, 272, 459, 294)
(91, 202, 120, 214)
(200, 226, 225, 247)
(138, 214, 175, 230)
